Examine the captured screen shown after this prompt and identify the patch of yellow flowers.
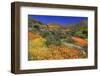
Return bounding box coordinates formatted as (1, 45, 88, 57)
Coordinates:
(28, 34, 51, 60)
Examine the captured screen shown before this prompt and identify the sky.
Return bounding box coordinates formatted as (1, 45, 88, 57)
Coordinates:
(29, 15, 88, 26)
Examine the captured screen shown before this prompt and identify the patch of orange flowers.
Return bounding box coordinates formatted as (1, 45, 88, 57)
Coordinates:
(28, 32, 42, 40)
(72, 36, 87, 46)
(47, 44, 81, 59)
(28, 32, 34, 40)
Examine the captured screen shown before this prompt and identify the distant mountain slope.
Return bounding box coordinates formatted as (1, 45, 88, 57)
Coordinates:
(64, 20, 88, 30)
(28, 17, 47, 31)
(28, 16, 87, 31)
